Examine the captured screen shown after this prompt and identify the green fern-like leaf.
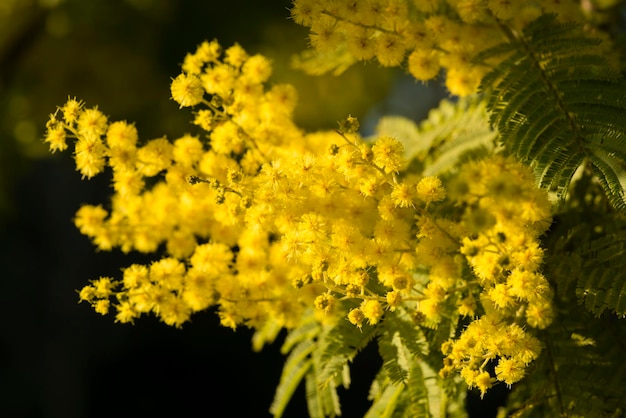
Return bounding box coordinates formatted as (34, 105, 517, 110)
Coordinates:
(363, 307, 466, 418)
(477, 14, 626, 210)
(377, 330, 410, 385)
(503, 307, 626, 417)
(280, 310, 321, 354)
(305, 370, 342, 418)
(291, 46, 356, 76)
(549, 210, 626, 317)
(376, 308, 429, 386)
(383, 308, 430, 358)
(252, 317, 283, 352)
(270, 310, 322, 417)
(376, 97, 497, 177)
(316, 317, 377, 387)
(270, 338, 316, 417)
(364, 353, 466, 418)
(575, 222, 626, 316)
(365, 375, 404, 418)
(419, 98, 498, 177)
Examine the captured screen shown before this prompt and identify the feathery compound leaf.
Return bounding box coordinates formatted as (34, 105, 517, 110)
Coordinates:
(305, 370, 342, 418)
(478, 14, 626, 210)
(291, 46, 356, 76)
(380, 97, 498, 176)
(378, 330, 411, 385)
(366, 386, 404, 418)
(315, 314, 377, 387)
(383, 307, 430, 358)
(574, 221, 626, 316)
(404, 359, 447, 418)
(420, 98, 498, 177)
(271, 311, 322, 417)
(504, 307, 626, 417)
(270, 339, 316, 417)
(280, 309, 321, 354)
(252, 317, 283, 352)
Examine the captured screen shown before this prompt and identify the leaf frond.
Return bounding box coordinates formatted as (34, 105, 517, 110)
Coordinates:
(479, 14, 626, 210)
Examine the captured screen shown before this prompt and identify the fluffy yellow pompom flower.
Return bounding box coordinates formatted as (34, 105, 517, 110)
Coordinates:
(225, 43, 248, 68)
(44, 123, 67, 153)
(170, 73, 204, 108)
(77, 107, 108, 137)
(314, 293, 336, 315)
(495, 357, 526, 386)
(475, 371, 493, 398)
(348, 308, 365, 329)
(391, 182, 415, 208)
(416, 176, 446, 203)
(372, 136, 404, 173)
(361, 299, 383, 325)
(106, 121, 138, 149)
(61, 97, 83, 124)
(375, 33, 406, 67)
(74, 135, 107, 178)
(408, 49, 441, 81)
(242, 54, 272, 84)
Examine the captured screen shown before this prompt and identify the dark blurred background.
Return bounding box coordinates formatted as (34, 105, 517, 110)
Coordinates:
(0, 0, 512, 417)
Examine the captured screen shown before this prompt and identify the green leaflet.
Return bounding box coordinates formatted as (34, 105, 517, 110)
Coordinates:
(305, 369, 342, 418)
(364, 309, 464, 418)
(291, 45, 356, 76)
(512, 214, 626, 417)
(271, 303, 375, 418)
(476, 14, 626, 211)
(270, 338, 316, 417)
(365, 348, 466, 418)
(375, 97, 498, 177)
(316, 316, 377, 388)
(270, 310, 322, 417)
(578, 265, 626, 315)
(548, 208, 626, 317)
(378, 330, 411, 385)
(365, 374, 404, 418)
(574, 222, 626, 316)
(502, 306, 626, 417)
(252, 317, 283, 352)
(280, 310, 321, 355)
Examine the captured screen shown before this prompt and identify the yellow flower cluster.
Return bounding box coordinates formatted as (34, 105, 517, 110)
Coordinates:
(46, 40, 555, 396)
(46, 41, 317, 328)
(290, 0, 589, 96)
(440, 156, 553, 395)
(45, 40, 446, 330)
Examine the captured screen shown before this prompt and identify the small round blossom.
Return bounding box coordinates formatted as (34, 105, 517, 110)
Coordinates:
(44, 124, 68, 153)
(495, 357, 526, 386)
(408, 49, 441, 81)
(170, 73, 204, 108)
(242, 54, 272, 83)
(391, 182, 415, 208)
(61, 97, 84, 124)
(77, 107, 108, 138)
(106, 121, 138, 148)
(361, 299, 383, 325)
(314, 293, 336, 315)
(416, 176, 446, 203)
(348, 308, 365, 328)
(372, 136, 404, 173)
